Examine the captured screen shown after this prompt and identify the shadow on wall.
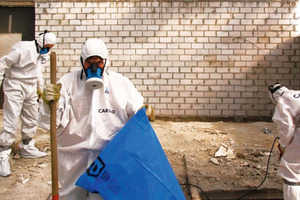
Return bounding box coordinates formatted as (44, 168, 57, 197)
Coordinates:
(172, 2, 300, 120)
(129, 1, 300, 120)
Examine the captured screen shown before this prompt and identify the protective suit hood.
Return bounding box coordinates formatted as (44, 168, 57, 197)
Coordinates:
(269, 83, 289, 104)
(81, 39, 108, 61)
(36, 32, 56, 47)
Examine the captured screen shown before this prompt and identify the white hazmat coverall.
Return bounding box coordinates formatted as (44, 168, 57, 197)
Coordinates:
(272, 88, 300, 199)
(0, 41, 45, 146)
(39, 69, 144, 200)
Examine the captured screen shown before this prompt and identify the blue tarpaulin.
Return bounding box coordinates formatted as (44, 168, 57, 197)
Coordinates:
(76, 108, 186, 200)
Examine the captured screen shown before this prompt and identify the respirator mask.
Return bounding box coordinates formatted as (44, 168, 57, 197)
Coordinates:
(80, 39, 109, 90)
(35, 30, 56, 56)
(84, 62, 104, 90)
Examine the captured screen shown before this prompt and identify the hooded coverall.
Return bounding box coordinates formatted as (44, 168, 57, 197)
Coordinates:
(272, 88, 300, 199)
(0, 41, 44, 146)
(39, 69, 144, 200)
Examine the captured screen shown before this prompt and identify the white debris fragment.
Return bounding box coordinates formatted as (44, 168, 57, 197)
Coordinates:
(264, 128, 272, 134)
(256, 165, 262, 169)
(214, 146, 236, 159)
(215, 146, 228, 157)
(38, 163, 48, 168)
(241, 162, 250, 167)
(210, 157, 219, 165)
(21, 178, 30, 185)
(226, 148, 236, 159)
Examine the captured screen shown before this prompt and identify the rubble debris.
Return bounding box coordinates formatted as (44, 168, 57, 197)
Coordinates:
(214, 146, 236, 159)
(210, 157, 219, 165)
(215, 146, 227, 157)
(38, 163, 48, 168)
(264, 128, 272, 134)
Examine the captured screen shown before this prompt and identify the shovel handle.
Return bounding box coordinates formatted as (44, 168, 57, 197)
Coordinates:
(50, 52, 59, 200)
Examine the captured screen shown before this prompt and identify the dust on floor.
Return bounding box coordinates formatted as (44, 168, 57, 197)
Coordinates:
(0, 109, 283, 200)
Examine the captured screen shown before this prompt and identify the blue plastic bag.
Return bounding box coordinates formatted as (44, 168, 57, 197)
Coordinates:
(76, 108, 186, 200)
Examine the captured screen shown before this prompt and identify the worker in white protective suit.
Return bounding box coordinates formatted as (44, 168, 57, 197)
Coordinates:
(0, 30, 56, 177)
(269, 83, 300, 200)
(38, 38, 155, 200)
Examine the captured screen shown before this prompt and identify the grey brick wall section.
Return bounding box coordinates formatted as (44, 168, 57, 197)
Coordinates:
(35, 1, 300, 120)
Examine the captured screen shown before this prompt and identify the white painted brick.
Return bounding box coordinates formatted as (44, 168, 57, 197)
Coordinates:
(221, 25, 233, 31)
(253, 8, 264, 13)
(40, 14, 52, 20)
(61, 2, 74, 7)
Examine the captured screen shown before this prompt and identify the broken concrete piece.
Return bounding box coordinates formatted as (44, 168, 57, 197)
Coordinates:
(215, 146, 228, 157)
(211, 157, 219, 165)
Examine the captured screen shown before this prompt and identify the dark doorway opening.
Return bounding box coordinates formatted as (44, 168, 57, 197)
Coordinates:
(0, 6, 35, 108)
(0, 7, 35, 40)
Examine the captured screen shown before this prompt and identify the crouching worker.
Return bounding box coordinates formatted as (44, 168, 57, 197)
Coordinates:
(269, 83, 300, 200)
(38, 38, 155, 200)
(0, 30, 56, 177)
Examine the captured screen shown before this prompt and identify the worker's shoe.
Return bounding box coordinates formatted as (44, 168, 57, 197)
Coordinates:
(0, 147, 12, 177)
(19, 140, 46, 158)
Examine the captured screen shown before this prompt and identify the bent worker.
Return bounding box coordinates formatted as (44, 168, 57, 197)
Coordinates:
(39, 38, 155, 200)
(269, 83, 300, 199)
(0, 30, 56, 177)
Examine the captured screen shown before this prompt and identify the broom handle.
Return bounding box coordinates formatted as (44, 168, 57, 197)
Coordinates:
(50, 52, 59, 200)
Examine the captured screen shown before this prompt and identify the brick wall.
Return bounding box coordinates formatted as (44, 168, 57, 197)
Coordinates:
(35, 1, 300, 121)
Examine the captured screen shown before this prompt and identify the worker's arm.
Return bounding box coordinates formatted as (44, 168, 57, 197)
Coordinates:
(272, 97, 296, 148)
(36, 57, 45, 102)
(0, 46, 20, 84)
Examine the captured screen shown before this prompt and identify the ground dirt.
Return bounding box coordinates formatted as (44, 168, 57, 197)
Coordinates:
(0, 109, 283, 200)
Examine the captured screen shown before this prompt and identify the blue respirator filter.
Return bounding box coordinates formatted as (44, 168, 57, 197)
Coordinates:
(40, 47, 50, 54)
(85, 66, 103, 90)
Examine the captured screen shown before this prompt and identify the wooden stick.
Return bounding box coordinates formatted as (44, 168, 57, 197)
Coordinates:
(50, 52, 59, 200)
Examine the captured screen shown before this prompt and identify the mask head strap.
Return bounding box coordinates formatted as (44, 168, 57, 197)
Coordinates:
(80, 57, 84, 80)
(268, 83, 282, 94)
(39, 30, 51, 54)
(39, 30, 49, 48)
